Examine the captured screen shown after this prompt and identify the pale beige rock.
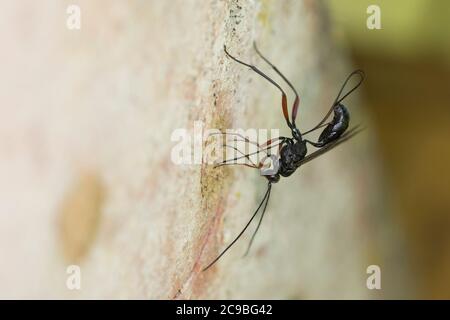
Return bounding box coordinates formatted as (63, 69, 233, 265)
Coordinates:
(0, 0, 407, 299)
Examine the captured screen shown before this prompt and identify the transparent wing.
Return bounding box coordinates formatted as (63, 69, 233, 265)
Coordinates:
(298, 125, 364, 166)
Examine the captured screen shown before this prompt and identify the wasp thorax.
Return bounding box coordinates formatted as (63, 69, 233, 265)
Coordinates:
(293, 141, 307, 162)
(278, 140, 308, 177)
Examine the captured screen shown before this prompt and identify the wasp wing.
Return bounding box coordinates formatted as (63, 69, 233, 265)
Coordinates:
(299, 125, 364, 166)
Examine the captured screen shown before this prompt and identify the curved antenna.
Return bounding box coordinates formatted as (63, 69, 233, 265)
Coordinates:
(253, 42, 301, 128)
(302, 70, 365, 135)
(203, 183, 272, 271)
(224, 45, 293, 129)
(243, 182, 272, 256)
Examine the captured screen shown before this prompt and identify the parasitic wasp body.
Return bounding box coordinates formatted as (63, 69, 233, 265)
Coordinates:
(203, 43, 365, 271)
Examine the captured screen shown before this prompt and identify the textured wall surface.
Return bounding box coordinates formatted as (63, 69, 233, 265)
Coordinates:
(0, 1, 404, 299)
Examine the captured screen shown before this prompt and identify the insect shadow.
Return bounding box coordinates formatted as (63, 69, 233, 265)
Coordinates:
(203, 43, 365, 271)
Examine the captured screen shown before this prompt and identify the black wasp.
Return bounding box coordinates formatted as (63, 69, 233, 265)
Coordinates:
(203, 43, 365, 271)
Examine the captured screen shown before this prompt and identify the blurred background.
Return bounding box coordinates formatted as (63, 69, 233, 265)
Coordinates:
(326, 0, 450, 298)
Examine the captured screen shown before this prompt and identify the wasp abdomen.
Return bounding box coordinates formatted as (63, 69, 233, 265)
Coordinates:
(317, 104, 350, 146)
